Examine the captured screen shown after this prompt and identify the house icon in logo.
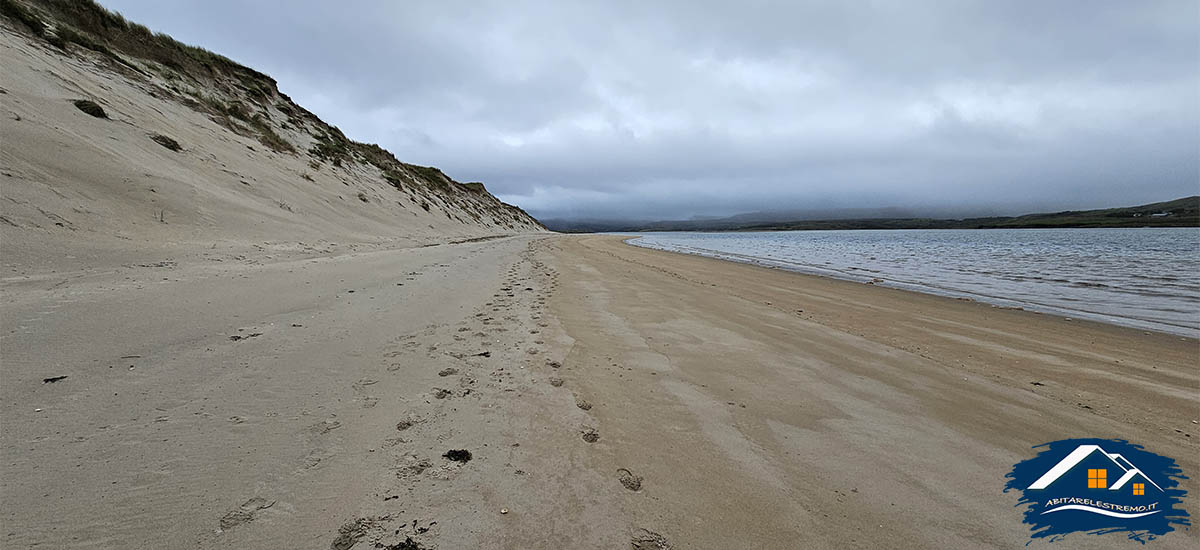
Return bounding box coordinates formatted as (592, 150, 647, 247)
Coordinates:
(1028, 444, 1162, 500)
(1005, 438, 1189, 542)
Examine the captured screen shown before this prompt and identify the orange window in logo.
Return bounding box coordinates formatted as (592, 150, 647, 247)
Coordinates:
(1133, 483, 1145, 495)
(1087, 469, 1107, 488)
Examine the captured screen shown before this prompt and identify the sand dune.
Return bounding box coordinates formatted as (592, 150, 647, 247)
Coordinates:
(0, 12, 542, 278)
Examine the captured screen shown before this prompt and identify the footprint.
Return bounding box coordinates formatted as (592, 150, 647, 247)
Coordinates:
(299, 448, 333, 471)
(218, 497, 275, 530)
(548, 377, 564, 387)
(397, 455, 434, 478)
(396, 414, 425, 431)
(353, 378, 379, 390)
(575, 398, 592, 411)
(309, 419, 342, 434)
(581, 427, 600, 443)
(631, 528, 671, 549)
(331, 517, 379, 550)
(617, 468, 643, 491)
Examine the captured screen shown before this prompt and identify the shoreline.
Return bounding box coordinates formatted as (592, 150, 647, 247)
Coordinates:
(623, 232, 1200, 338)
(616, 225, 1200, 232)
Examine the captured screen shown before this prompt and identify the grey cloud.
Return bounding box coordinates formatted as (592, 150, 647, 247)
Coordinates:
(100, 0, 1199, 221)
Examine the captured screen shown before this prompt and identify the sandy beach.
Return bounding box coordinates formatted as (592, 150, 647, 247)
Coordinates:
(2, 2, 1197, 547)
(3, 233, 1195, 548)
(545, 235, 1198, 548)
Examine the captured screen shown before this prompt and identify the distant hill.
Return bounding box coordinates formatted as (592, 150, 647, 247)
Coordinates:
(542, 197, 1199, 233)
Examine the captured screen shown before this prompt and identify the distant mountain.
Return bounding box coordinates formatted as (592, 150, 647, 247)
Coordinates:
(541, 196, 1200, 233)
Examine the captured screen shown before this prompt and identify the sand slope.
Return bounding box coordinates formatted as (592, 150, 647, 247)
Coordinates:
(0, 15, 542, 277)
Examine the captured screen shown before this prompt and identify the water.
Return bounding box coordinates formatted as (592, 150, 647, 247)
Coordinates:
(628, 228, 1200, 337)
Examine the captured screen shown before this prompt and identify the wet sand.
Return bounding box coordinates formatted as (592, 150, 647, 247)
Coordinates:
(545, 235, 1197, 549)
(1, 234, 1196, 548)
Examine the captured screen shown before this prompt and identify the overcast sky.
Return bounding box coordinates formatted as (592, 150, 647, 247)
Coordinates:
(100, 0, 1198, 221)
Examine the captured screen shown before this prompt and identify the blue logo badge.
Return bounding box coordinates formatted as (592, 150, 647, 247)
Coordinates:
(1004, 438, 1190, 543)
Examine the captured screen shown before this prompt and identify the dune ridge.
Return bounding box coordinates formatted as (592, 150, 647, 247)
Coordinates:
(1, 0, 543, 275)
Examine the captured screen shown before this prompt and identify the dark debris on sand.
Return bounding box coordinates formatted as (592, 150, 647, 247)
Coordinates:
(73, 99, 106, 118)
(443, 449, 472, 463)
(150, 133, 182, 151)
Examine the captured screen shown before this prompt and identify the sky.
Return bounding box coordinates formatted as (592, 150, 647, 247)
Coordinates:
(99, 0, 1199, 221)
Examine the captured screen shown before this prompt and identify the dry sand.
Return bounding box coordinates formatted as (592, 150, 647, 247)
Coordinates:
(3, 235, 596, 549)
(2, 233, 1196, 549)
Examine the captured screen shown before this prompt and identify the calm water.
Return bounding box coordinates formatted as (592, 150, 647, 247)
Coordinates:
(629, 228, 1200, 337)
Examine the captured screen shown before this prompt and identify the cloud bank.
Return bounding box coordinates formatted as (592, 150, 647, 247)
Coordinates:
(100, 0, 1199, 220)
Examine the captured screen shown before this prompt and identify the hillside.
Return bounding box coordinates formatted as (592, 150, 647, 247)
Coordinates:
(0, 0, 544, 273)
(544, 196, 1200, 233)
(976, 196, 1199, 229)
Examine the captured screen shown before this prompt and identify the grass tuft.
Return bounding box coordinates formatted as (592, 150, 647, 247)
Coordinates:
(249, 115, 294, 153)
(0, 0, 45, 36)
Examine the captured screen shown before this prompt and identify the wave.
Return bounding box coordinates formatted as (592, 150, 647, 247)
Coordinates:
(1042, 504, 1161, 519)
(627, 229, 1200, 337)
